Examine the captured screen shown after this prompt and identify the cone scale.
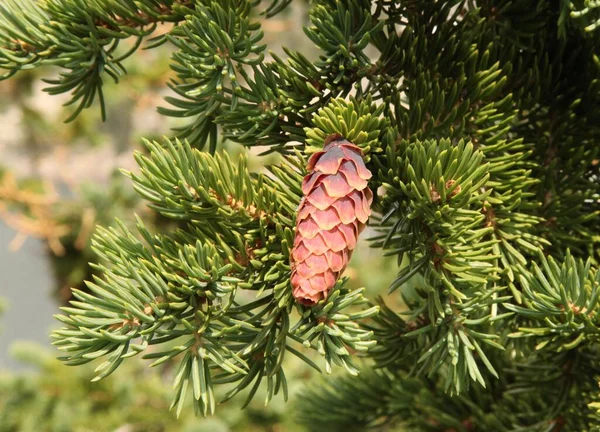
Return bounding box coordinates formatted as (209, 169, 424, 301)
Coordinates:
(290, 134, 373, 306)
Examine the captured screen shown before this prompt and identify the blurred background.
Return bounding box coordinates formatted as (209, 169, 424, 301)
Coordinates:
(0, 5, 397, 432)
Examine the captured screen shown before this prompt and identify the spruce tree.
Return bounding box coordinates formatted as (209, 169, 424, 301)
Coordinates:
(2, 0, 600, 430)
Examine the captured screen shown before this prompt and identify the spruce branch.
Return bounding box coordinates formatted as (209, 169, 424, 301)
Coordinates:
(304, 1, 382, 91)
(159, 0, 266, 151)
(372, 138, 495, 296)
(292, 284, 379, 375)
(296, 368, 397, 431)
(298, 350, 600, 431)
(507, 251, 600, 352)
(304, 97, 388, 157)
(217, 63, 313, 152)
(52, 137, 378, 416)
(3, 0, 600, 426)
(0, 0, 189, 121)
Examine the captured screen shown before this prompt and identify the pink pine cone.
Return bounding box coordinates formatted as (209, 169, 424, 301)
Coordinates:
(290, 134, 373, 306)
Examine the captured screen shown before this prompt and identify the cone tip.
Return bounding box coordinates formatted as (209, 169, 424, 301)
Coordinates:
(323, 133, 345, 147)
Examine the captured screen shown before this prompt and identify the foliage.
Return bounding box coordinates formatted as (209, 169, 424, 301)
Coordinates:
(0, 342, 306, 432)
(1, 0, 600, 430)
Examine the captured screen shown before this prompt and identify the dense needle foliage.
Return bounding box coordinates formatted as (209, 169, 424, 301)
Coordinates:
(2, 0, 600, 430)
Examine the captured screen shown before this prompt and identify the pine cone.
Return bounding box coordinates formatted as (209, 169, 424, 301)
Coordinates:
(290, 134, 373, 306)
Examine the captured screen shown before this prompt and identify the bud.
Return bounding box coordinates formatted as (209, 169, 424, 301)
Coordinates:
(290, 134, 373, 306)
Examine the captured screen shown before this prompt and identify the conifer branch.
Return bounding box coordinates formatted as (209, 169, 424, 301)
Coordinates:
(52, 138, 377, 415)
(0, 0, 191, 121)
(3, 0, 600, 426)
